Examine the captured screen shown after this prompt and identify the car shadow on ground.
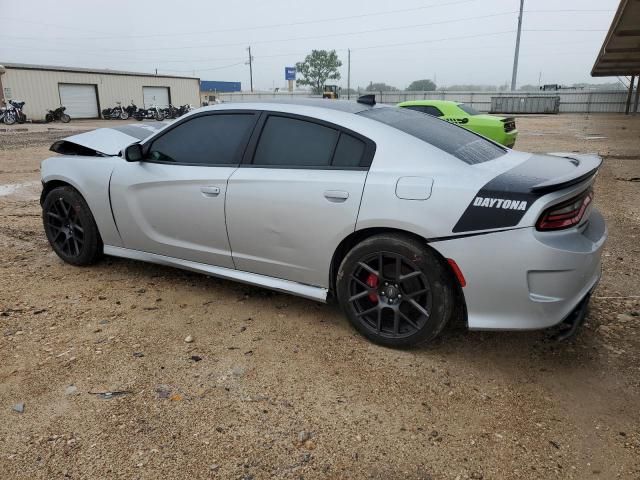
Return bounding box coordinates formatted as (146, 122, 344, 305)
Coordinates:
(98, 255, 601, 377)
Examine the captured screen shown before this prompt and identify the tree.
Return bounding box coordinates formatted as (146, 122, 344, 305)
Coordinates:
(295, 50, 342, 94)
(365, 82, 398, 92)
(407, 79, 436, 91)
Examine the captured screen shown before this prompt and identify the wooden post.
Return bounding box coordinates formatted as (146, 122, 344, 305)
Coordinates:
(625, 75, 635, 114)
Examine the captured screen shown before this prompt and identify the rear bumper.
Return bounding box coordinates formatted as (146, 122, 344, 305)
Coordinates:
(500, 129, 518, 148)
(550, 288, 593, 341)
(431, 208, 606, 330)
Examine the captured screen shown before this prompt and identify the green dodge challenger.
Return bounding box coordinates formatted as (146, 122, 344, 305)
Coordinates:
(397, 100, 518, 148)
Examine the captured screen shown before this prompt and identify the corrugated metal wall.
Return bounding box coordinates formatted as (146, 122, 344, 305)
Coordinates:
(2, 68, 200, 120)
(217, 90, 629, 113)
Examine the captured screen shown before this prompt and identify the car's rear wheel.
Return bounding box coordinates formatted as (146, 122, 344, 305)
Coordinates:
(336, 234, 454, 348)
(42, 186, 102, 266)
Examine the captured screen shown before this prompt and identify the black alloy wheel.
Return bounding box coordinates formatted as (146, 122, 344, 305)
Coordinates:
(348, 252, 432, 339)
(45, 196, 85, 257)
(337, 233, 454, 348)
(42, 186, 102, 265)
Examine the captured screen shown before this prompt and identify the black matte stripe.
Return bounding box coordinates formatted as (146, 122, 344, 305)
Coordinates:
(452, 154, 598, 233)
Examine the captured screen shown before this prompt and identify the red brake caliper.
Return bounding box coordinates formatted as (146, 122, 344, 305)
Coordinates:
(366, 273, 379, 303)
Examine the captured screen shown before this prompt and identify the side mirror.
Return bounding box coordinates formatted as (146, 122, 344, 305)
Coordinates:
(124, 143, 144, 162)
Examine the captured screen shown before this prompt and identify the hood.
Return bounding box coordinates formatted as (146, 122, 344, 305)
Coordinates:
(50, 122, 170, 156)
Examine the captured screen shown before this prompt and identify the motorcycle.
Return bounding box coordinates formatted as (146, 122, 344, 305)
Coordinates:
(134, 105, 165, 121)
(177, 104, 192, 117)
(124, 101, 138, 119)
(102, 102, 129, 120)
(0, 102, 13, 125)
(3, 100, 27, 124)
(45, 106, 71, 123)
(161, 104, 179, 120)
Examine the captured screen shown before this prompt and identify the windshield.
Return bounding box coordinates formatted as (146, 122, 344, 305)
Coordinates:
(358, 106, 505, 165)
(458, 103, 480, 115)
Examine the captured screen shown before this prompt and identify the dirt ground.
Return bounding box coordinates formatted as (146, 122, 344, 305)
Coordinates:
(0, 115, 639, 479)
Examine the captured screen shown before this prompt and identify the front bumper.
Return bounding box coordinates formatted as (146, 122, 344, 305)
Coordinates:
(431, 208, 606, 330)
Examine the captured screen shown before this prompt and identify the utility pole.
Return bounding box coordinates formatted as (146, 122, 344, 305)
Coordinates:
(347, 49, 351, 100)
(247, 46, 254, 92)
(510, 0, 524, 91)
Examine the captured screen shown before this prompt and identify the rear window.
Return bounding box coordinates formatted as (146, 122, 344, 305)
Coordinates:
(359, 107, 505, 165)
(403, 105, 444, 117)
(458, 103, 479, 115)
(254, 116, 338, 167)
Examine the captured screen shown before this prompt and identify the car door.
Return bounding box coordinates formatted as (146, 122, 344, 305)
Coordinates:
(226, 112, 376, 287)
(110, 111, 258, 268)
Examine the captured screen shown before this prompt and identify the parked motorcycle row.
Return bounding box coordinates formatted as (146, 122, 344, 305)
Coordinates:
(102, 102, 192, 121)
(0, 100, 27, 125)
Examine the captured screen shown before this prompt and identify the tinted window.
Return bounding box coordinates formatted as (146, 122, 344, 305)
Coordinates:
(359, 107, 505, 165)
(404, 105, 443, 117)
(458, 103, 479, 115)
(253, 116, 339, 167)
(332, 133, 366, 167)
(148, 114, 255, 165)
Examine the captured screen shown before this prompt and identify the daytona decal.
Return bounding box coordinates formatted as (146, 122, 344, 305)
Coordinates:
(472, 197, 528, 210)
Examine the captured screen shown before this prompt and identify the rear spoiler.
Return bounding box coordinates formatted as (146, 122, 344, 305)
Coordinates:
(530, 153, 602, 193)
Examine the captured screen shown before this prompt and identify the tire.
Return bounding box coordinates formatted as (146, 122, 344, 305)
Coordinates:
(120, 111, 129, 120)
(42, 186, 103, 266)
(17, 113, 26, 124)
(4, 112, 16, 125)
(61, 114, 71, 123)
(336, 233, 454, 348)
(134, 114, 143, 121)
(154, 111, 165, 121)
(45, 113, 54, 123)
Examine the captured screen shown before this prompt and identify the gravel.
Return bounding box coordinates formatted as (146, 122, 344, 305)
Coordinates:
(0, 115, 639, 479)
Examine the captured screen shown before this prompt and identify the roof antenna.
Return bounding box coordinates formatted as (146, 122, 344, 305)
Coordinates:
(357, 94, 376, 106)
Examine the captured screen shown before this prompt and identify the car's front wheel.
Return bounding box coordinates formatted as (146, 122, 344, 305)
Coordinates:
(42, 186, 103, 266)
(336, 233, 454, 348)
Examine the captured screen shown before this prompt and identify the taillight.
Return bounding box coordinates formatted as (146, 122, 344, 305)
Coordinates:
(536, 189, 593, 231)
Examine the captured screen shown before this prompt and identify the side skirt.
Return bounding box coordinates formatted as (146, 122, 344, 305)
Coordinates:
(103, 245, 328, 303)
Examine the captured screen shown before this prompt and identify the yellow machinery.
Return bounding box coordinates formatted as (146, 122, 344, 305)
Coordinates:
(322, 85, 340, 99)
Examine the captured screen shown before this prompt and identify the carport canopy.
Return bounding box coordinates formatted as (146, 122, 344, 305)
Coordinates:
(591, 0, 640, 77)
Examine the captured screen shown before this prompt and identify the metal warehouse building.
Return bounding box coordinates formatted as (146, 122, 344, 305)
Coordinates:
(0, 63, 200, 120)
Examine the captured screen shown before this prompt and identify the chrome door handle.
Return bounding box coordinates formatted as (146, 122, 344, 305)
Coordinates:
(200, 185, 220, 197)
(324, 190, 349, 202)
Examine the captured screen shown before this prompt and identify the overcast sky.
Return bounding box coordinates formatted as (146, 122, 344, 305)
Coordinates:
(0, 0, 619, 91)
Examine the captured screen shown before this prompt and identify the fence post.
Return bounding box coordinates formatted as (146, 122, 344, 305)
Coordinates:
(626, 76, 636, 114)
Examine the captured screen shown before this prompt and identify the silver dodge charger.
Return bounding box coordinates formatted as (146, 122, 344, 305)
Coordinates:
(40, 97, 606, 347)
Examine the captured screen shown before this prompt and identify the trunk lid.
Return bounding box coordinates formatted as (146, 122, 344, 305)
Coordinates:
(49, 123, 168, 156)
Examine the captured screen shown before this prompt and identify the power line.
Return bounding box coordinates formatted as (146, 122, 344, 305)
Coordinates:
(0, 11, 519, 53)
(350, 30, 516, 52)
(523, 28, 608, 32)
(2, 0, 477, 41)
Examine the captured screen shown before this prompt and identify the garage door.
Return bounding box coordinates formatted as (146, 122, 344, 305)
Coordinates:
(143, 87, 170, 108)
(58, 84, 99, 119)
